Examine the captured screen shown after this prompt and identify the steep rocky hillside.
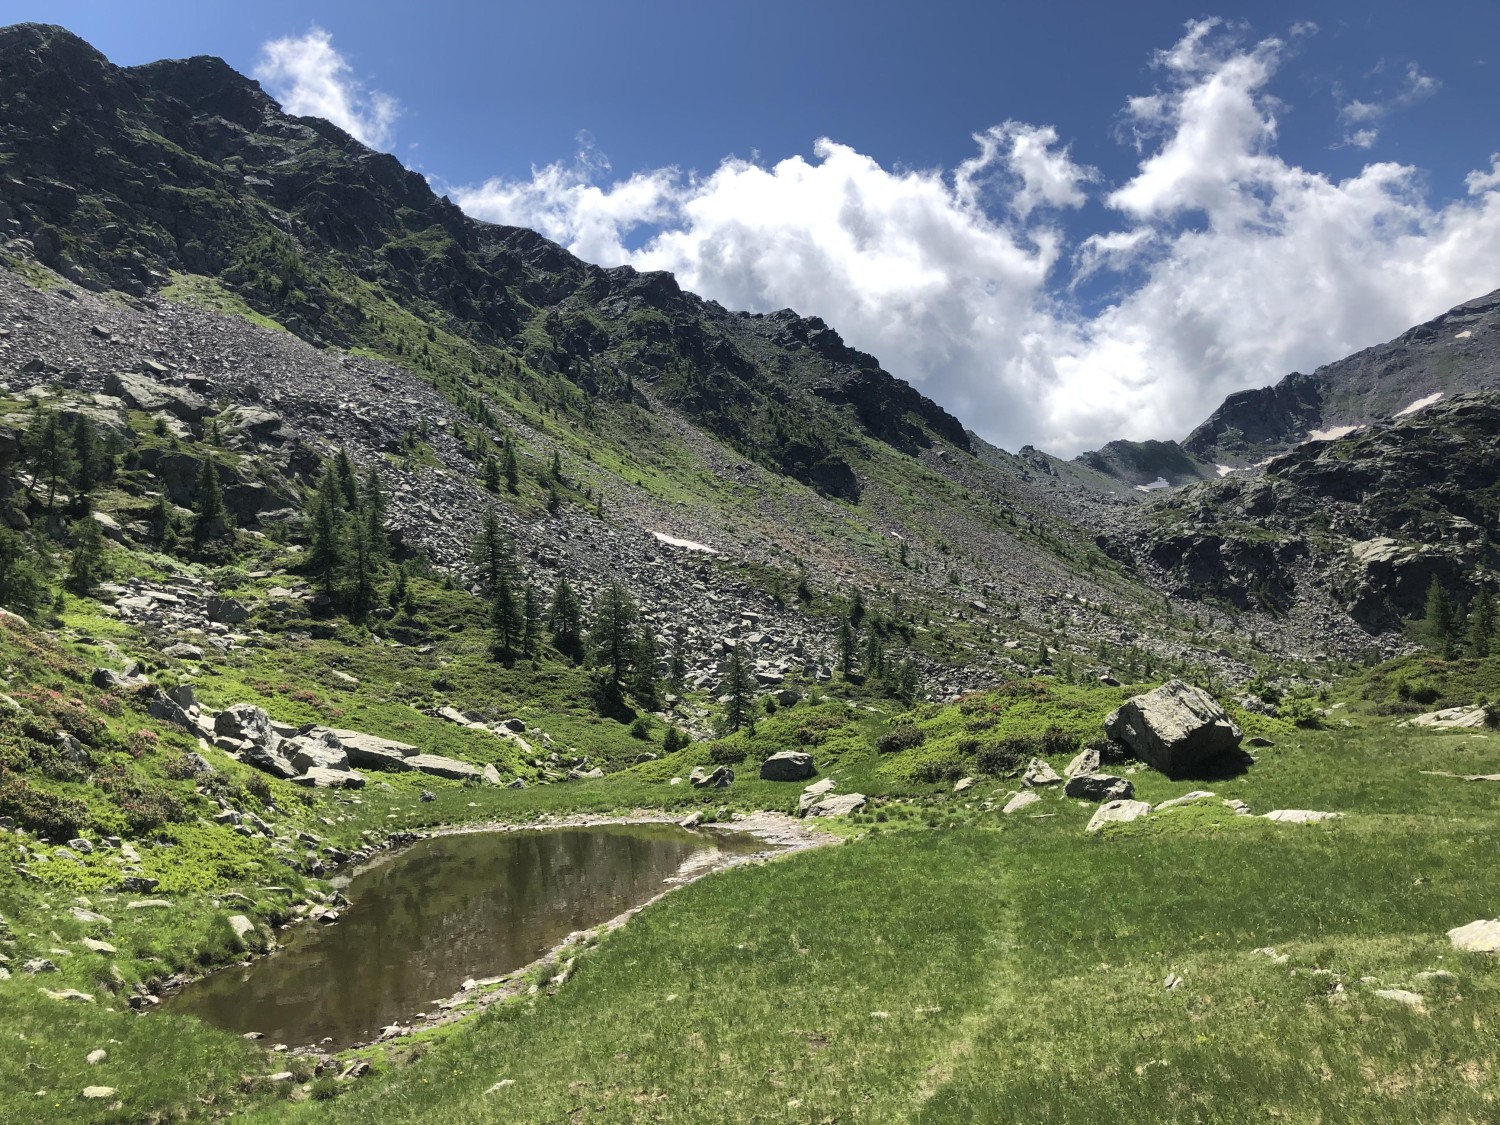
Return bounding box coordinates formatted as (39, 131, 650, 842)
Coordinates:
(0, 21, 1271, 695)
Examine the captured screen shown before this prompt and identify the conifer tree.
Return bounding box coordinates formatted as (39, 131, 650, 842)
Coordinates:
(192, 456, 231, 549)
(631, 629, 661, 709)
(28, 410, 78, 519)
(837, 619, 857, 676)
(333, 449, 360, 510)
(471, 504, 514, 594)
(71, 416, 102, 507)
(491, 575, 521, 660)
(504, 443, 520, 493)
(306, 472, 346, 598)
(346, 517, 377, 621)
(591, 581, 637, 686)
(548, 577, 584, 660)
(549, 450, 563, 482)
(0, 528, 47, 616)
(521, 581, 541, 658)
(1425, 578, 1458, 659)
(484, 456, 501, 493)
(65, 517, 107, 595)
(1468, 589, 1496, 658)
(361, 465, 390, 565)
(722, 644, 756, 733)
(667, 636, 688, 694)
(849, 589, 866, 630)
(150, 492, 178, 550)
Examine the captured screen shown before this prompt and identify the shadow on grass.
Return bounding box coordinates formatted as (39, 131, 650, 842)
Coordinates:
(1163, 747, 1258, 783)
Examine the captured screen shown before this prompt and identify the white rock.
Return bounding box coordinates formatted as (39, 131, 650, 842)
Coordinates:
(1153, 791, 1216, 812)
(1261, 810, 1343, 824)
(1002, 791, 1040, 815)
(1372, 988, 1425, 1010)
(1086, 799, 1152, 833)
(1448, 918, 1500, 953)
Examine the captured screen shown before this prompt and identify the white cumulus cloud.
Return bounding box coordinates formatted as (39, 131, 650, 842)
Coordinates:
(446, 25, 1500, 454)
(255, 28, 399, 149)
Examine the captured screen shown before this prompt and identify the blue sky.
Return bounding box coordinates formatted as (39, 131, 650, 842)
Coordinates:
(8, 1, 1500, 451)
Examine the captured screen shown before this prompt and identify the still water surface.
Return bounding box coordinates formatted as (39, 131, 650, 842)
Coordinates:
(166, 824, 761, 1047)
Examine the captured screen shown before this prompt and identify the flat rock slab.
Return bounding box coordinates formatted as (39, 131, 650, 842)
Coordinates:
(1087, 799, 1152, 833)
(1003, 791, 1041, 815)
(1262, 809, 1343, 824)
(405, 754, 484, 781)
(1153, 790, 1217, 812)
(291, 767, 366, 789)
(1448, 919, 1500, 953)
(805, 793, 867, 818)
(1407, 707, 1488, 729)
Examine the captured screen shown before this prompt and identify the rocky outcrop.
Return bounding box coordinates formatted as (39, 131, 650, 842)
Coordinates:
(690, 765, 734, 789)
(1104, 680, 1242, 776)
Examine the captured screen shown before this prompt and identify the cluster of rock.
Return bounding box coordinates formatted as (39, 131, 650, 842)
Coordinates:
(994, 681, 1344, 833)
(133, 686, 504, 789)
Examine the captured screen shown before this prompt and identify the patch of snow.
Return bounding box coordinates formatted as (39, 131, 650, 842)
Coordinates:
(1307, 424, 1361, 442)
(651, 531, 719, 554)
(1455, 330, 1473, 339)
(1216, 464, 1237, 477)
(1133, 476, 1170, 493)
(1395, 391, 1444, 417)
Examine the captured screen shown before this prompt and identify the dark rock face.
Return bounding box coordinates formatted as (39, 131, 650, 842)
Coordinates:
(1133, 394, 1500, 634)
(1104, 680, 1242, 776)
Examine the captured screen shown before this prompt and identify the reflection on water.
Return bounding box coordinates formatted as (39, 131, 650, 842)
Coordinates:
(165, 824, 760, 1047)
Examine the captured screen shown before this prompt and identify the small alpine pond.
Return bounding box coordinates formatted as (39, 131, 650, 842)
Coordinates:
(165, 824, 765, 1048)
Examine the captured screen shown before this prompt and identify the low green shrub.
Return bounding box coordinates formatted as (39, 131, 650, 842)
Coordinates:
(877, 724, 925, 754)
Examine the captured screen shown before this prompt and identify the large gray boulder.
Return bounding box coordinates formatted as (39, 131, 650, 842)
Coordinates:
(760, 751, 815, 782)
(1104, 680, 1242, 776)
